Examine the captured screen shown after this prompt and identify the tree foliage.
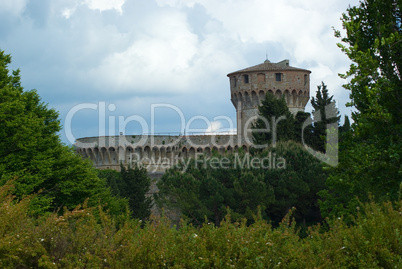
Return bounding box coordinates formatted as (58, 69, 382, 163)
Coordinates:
(0, 50, 125, 215)
(310, 82, 340, 153)
(252, 93, 295, 148)
(98, 165, 153, 220)
(320, 0, 402, 220)
(156, 141, 326, 228)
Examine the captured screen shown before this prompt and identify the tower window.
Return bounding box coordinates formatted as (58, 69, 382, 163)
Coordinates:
(304, 74, 308, 86)
(275, 73, 282, 81)
(243, 74, 249, 84)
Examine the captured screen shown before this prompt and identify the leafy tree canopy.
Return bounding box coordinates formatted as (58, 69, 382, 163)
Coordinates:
(320, 0, 402, 221)
(156, 141, 326, 228)
(0, 50, 125, 215)
(98, 165, 153, 220)
(310, 82, 340, 153)
(252, 93, 295, 149)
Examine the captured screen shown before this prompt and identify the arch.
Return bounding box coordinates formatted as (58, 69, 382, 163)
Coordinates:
(160, 146, 166, 158)
(80, 148, 87, 159)
(152, 146, 159, 160)
(118, 146, 125, 164)
(267, 90, 274, 96)
(125, 146, 134, 163)
(144, 146, 151, 159)
(258, 90, 265, 104)
(212, 146, 218, 154)
(219, 146, 226, 155)
(291, 90, 297, 106)
(237, 92, 243, 108)
(244, 91, 252, 107)
(275, 89, 282, 99)
(109, 147, 117, 164)
(284, 90, 290, 105)
(297, 91, 303, 107)
(166, 146, 172, 160)
(100, 147, 108, 164)
(87, 148, 94, 163)
(204, 147, 211, 157)
(134, 147, 142, 162)
(93, 147, 100, 165)
(257, 73, 265, 83)
(232, 93, 238, 105)
(234, 145, 239, 152)
(227, 145, 233, 154)
(241, 145, 248, 152)
(251, 91, 258, 106)
(182, 147, 188, 159)
(303, 91, 309, 106)
(189, 147, 195, 158)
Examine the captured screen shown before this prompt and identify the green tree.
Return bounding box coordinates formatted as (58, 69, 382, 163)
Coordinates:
(156, 141, 326, 228)
(319, 0, 402, 221)
(0, 50, 126, 215)
(120, 165, 153, 220)
(261, 141, 327, 227)
(98, 165, 153, 220)
(252, 93, 295, 149)
(310, 82, 340, 153)
(156, 152, 274, 226)
(294, 111, 313, 145)
(339, 115, 351, 136)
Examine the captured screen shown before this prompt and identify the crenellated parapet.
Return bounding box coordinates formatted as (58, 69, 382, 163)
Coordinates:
(75, 134, 249, 172)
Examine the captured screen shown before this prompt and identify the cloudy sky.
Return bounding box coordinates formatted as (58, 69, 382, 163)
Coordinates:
(0, 0, 359, 145)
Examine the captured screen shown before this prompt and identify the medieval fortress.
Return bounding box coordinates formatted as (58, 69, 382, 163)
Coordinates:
(75, 59, 311, 172)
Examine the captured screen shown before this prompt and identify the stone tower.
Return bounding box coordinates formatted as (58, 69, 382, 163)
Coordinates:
(227, 59, 311, 139)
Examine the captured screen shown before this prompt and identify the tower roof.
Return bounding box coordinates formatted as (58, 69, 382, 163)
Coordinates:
(227, 59, 311, 77)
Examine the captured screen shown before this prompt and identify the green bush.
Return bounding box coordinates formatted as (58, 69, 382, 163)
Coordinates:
(0, 183, 400, 268)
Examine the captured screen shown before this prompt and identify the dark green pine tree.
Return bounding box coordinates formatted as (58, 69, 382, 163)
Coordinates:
(310, 82, 340, 153)
(339, 115, 351, 136)
(294, 111, 313, 145)
(119, 164, 152, 220)
(252, 93, 295, 149)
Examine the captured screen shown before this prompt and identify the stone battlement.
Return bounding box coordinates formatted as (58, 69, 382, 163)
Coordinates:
(75, 134, 249, 172)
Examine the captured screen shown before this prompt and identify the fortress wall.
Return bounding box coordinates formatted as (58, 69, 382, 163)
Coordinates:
(75, 134, 249, 171)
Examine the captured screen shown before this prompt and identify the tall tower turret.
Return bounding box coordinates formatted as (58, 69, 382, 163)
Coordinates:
(227, 59, 311, 140)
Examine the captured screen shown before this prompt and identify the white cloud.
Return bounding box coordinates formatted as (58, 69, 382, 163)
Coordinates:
(60, 0, 126, 19)
(85, 0, 126, 14)
(204, 120, 236, 135)
(0, 0, 362, 143)
(0, 0, 28, 16)
(88, 10, 199, 93)
(205, 121, 222, 133)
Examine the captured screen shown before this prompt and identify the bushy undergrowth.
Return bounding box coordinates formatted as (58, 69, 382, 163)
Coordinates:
(0, 183, 400, 268)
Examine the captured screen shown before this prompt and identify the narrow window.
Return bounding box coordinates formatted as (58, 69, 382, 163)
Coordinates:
(233, 77, 237, 87)
(275, 73, 282, 81)
(304, 74, 308, 86)
(244, 74, 249, 84)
